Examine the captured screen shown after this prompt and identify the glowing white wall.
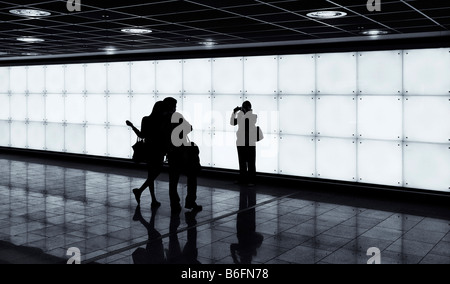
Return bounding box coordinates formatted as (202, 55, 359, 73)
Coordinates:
(0, 47, 449, 192)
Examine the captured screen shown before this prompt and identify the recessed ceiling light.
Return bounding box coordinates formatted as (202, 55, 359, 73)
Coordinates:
(307, 11, 347, 19)
(10, 9, 51, 17)
(22, 52, 41, 56)
(359, 30, 389, 36)
(121, 28, 153, 34)
(199, 41, 217, 47)
(99, 46, 119, 54)
(17, 36, 45, 43)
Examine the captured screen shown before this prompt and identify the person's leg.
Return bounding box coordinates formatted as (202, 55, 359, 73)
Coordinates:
(169, 168, 181, 209)
(237, 146, 248, 183)
(247, 146, 256, 185)
(132, 164, 152, 205)
(185, 172, 202, 212)
(168, 152, 182, 214)
(148, 169, 162, 208)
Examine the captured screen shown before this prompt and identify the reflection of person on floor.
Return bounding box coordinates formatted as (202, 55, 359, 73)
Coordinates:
(131, 206, 166, 264)
(230, 187, 264, 264)
(166, 212, 201, 264)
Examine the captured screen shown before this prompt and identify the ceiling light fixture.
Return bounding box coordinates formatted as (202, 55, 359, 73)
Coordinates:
(100, 46, 119, 54)
(10, 9, 51, 17)
(306, 11, 347, 19)
(121, 28, 153, 34)
(17, 36, 45, 43)
(22, 52, 40, 56)
(359, 30, 389, 36)
(199, 41, 217, 47)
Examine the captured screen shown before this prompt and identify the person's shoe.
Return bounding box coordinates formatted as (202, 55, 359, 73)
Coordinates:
(151, 201, 161, 209)
(171, 204, 182, 215)
(132, 188, 142, 205)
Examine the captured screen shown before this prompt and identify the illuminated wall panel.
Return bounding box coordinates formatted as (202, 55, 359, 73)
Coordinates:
(86, 63, 107, 94)
(65, 64, 85, 94)
(10, 94, 27, 121)
(316, 52, 357, 95)
(212, 57, 243, 94)
(279, 135, 315, 177)
(212, 131, 238, 170)
(107, 62, 130, 94)
(131, 61, 155, 94)
(65, 124, 85, 154)
(357, 96, 402, 140)
(183, 58, 211, 94)
(156, 60, 182, 94)
(244, 95, 278, 134)
(0, 93, 9, 120)
(256, 134, 279, 174)
(45, 123, 64, 152)
(45, 65, 64, 94)
(279, 55, 315, 95)
(45, 94, 64, 123)
(130, 94, 155, 128)
(2, 47, 449, 193)
(358, 51, 403, 95)
(65, 94, 85, 124)
(404, 143, 450, 192)
(0, 67, 9, 93)
(27, 66, 45, 94)
(244, 56, 278, 95)
(85, 124, 107, 156)
(108, 126, 131, 159)
(10, 121, 27, 148)
(357, 140, 402, 187)
(27, 122, 46, 150)
(316, 96, 356, 138)
(27, 94, 45, 122)
(279, 96, 315, 136)
(404, 48, 450, 95)
(85, 94, 107, 125)
(212, 94, 241, 132)
(317, 138, 356, 182)
(107, 95, 130, 126)
(404, 96, 450, 143)
(0, 120, 9, 147)
(10, 67, 27, 94)
(182, 94, 212, 131)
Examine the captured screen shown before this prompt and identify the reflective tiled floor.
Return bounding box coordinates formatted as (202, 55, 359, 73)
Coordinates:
(0, 153, 450, 264)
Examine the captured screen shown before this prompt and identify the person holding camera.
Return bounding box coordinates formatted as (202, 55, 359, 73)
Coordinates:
(230, 101, 258, 186)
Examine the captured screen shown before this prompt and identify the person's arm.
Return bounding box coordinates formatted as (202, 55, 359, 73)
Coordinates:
(126, 120, 144, 138)
(230, 107, 241, 126)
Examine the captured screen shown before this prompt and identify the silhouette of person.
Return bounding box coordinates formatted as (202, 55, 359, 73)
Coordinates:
(166, 212, 201, 264)
(126, 101, 167, 208)
(132, 205, 166, 264)
(163, 97, 202, 215)
(230, 187, 264, 264)
(230, 101, 258, 186)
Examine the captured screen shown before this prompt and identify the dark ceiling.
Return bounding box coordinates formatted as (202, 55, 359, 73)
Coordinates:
(0, 0, 449, 61)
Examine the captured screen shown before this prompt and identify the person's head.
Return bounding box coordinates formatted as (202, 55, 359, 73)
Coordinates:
(151, 101, 164, 117)
(163, 97, 177, 114)
(242, 101, 252, 113)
